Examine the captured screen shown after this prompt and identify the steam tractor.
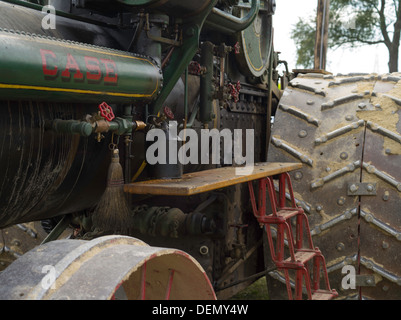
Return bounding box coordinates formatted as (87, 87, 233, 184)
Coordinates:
(0, 0, 398, 300)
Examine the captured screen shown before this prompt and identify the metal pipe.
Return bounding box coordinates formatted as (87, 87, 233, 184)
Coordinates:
(184, 66, 189, 127)
(199, 41, 215, 124)
(320, 0, 328, 70)
(205, 0, 260, 34)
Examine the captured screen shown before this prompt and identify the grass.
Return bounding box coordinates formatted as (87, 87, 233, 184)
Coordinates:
(231, 276, 269, 300)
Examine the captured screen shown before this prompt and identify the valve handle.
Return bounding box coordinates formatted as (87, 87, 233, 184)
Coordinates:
(163, 106, 175, 120)
(228, 81, 241, 103)
(98, 102, 115, 122)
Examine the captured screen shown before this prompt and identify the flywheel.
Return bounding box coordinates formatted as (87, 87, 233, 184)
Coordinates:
(0, 235, 216, 300)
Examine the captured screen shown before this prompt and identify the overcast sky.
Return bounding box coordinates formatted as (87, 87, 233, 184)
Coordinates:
(273, 0, 390, 75)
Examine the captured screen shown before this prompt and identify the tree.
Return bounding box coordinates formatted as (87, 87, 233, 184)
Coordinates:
(291, 0, 401, 72)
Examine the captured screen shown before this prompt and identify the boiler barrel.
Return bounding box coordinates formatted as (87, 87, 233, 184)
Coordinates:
(117, 0, 214, 18)
(0, 1, 162, 228)
(0, 29, 162, 103)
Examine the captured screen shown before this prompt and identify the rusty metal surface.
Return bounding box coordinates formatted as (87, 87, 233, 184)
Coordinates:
(267, 73, 401, 299)
(0, 222, 46, 271)
(0, 235, 216, 300)
(124, 162, 302, 196)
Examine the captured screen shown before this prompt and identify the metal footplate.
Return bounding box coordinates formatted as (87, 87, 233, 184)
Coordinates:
(248, 173, 338, 300)
(124, 162, 302, 196)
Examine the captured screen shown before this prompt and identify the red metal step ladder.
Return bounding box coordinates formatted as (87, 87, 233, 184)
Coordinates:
(248, 173, 338, 300)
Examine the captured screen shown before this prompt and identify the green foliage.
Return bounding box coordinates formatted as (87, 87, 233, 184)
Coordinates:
(329, 0, 382, 47)
(291, 18, 316, 68)
(290, 0, 401, 71)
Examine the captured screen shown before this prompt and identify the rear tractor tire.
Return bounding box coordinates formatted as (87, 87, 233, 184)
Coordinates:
(267, 72, 401, 300)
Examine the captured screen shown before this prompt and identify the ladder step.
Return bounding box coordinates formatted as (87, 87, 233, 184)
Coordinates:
(312, 290, 337, 300)
(257, 210, 300, 223)
(276, 209, 300, 220)
(285, 250, 316, 264)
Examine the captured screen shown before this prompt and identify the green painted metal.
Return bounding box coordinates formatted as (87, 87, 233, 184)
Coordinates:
(204, 0, 260, 34)
(45, 117, 137, 137)
(150, 0, 219, 115)
(235, 0, 273, 79)
(0, 29, 162, 103)
(45, 119, 94, 137)
(2, 0, 118, 28)
(116, 0, 160, 5)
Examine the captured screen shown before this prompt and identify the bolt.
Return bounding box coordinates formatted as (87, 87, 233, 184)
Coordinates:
(199, 245, 209, 255)
(349, 184, 359, 193)
(383, 191, 390, 201)
(367, 184, 374, 192)
(294, 171, 303, 180)
(366, 278, 374, 285)
(340, 152, 348, 160)
(316, 205, 323, 212)
(336, 242, 345, 251)
(358, 103, 366, 109)
(382, 241, 389, 249)
(298, 130, 307, 138)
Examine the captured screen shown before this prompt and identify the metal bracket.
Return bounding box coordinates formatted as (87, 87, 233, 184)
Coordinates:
(347, 182, 377, 196)
(355, 274, 376, 287)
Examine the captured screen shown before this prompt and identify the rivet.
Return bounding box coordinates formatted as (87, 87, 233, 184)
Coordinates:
(337, 197, 345, 206)
(358, 103, 366, 109)
(298, 130, 307, 138)
(345, 115, 353, 121)
(316, 205, 323, 212)
(294, 171, 303, 180)
(382, 241, 389, 249)
(340, 152, 348, 160)
(349, 184, 359, 193)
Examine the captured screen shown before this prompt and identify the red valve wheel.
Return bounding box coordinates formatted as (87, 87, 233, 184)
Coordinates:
(163, 106, 175, 120)
(98, 102, 115, 122)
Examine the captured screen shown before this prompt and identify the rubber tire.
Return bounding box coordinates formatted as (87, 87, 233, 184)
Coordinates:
(267, 72, 401, 300)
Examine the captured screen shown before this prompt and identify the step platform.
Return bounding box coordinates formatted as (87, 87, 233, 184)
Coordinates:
(124, 162, 302, 196)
